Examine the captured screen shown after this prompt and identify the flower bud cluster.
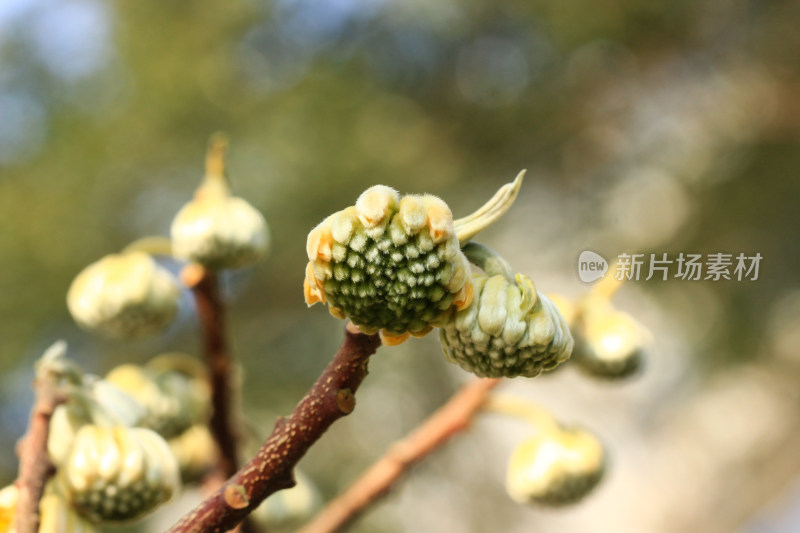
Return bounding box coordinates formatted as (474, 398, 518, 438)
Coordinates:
(440, 273, 573, 378)
(170, 165, 269, 270)
(550, 279, 648, 380)
(67, 136, 270, 341)
(105, 354, 210, 439)
(304, 185, 473, 345)
(67, 252, 180, 340)
(41, 348, 210, 525)
(58, 425, 180, 522)
(505, 425, 605, 506)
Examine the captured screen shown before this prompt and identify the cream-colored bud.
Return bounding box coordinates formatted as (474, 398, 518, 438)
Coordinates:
(106, 354, 209, 439)
(569, 293, 648, 379)
(506, 426, 605, 506)
(67, 252, 180, 339)
(48, 405, 90, 468)
(171, 193, 269, 270)
(171, 135, 269, 270)
(59, 425, 180, 523)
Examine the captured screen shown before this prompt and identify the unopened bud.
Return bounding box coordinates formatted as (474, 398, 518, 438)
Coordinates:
(67, 252, 180, 339)
(506, 426, 605, 506)
(59, 425, 180, 522)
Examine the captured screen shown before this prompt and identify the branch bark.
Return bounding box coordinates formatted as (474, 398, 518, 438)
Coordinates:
(183, 264, 241, 482)
(296, 377, 501, 533)
(14, 371, 64, 533)
(167, 324, 382, 533)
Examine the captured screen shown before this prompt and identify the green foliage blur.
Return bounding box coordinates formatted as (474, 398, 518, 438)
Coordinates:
(1, 0, 799, 531)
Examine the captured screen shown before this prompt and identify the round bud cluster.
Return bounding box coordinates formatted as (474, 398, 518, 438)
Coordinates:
(105, 354, 210, 439)
(550, 291, 647, 380)
(572, 299, 646, 379)
(171, 179, 269, 270)
(66, 252, 180, 340)
(58, 425, 180, 523)
(439, 273, 573, 378)
(506, 426, 605, 506)
(171, 138, 269, 271)
(304, 185, 473, 345)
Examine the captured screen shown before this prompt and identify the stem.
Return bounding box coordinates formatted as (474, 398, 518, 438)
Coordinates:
(206, 133, 229, 180)
(462, 242, 515, 281)
(482, 395, 560, 434)
(167, 324, 382, 533)
(181, 264, 241, 482)
(295, 377, 501, 533)
(14, 346, 68, 533)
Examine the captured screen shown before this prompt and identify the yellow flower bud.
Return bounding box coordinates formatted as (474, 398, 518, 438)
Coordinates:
(66, 252, 180, 339)
(171, 137, 269, 270)
(572, 298, 647, 379)
(58, 425, 180, 523)
(506, 426, 605, 506)
(105, 354, 210, 439)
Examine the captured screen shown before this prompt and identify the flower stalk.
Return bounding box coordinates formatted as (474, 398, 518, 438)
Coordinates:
(296, 378, 501, 533)
(14, 343, 69, 533)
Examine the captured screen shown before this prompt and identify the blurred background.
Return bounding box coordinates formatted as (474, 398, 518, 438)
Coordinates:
(1, 0, 799, 532)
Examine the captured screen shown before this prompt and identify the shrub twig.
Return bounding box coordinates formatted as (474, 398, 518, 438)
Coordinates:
(295, 377, 501, 533)
(182, 264, 241, 482)
(167, 324, 382, 533)
(14, 360, 65, 533)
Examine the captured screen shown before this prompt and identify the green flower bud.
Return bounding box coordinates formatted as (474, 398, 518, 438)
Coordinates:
(105, 354, 210, 439)
(67, 252, 180, 339)
(572, 306, 645, 379)
(506, 426, 605, 506)
(550, 276, 648, 380)
(304, 185, 473, 345)
(439, 272, 573, 378)
(1, 484, 98, 533)
(167, 425, 217, 484)
(59, 425, 180, 523)
(171, 136, 269, 270)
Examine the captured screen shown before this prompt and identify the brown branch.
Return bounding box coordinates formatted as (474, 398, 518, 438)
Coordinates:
(295, 377, 502, 533)
(182, 264, 241, 481)
(167, 323, 382, 533)
(14, 370, 64, 533)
